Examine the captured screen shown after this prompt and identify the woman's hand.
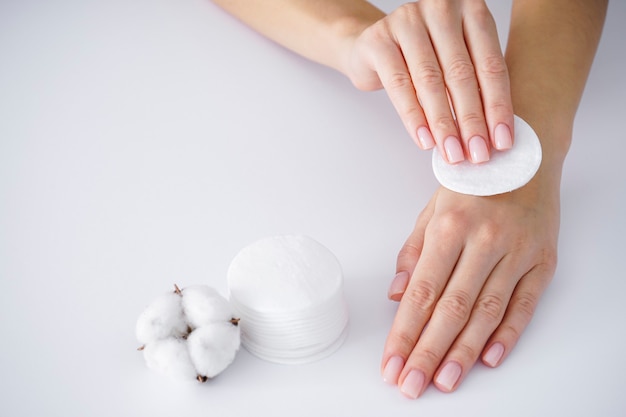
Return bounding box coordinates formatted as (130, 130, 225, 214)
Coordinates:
(381, 172, 561, 398)
(345, 0, 514, 163)
(212, 0, 607, 398)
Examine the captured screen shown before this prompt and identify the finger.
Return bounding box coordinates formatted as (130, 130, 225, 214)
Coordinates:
(432, 254, 527, 392)
(392, 7, 464, 163)
(463, 2, 514, 151)
(381, 219, 464, 387)
(371, 39, 434, 150)
(481, 262, 554, 368)
(397, 239, 501, 398)
(390, 197, 437, 301)
(424, 3, 490, 164)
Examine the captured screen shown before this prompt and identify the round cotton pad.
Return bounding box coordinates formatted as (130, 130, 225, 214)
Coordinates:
(432, 115, 542, 196)
(227, 235, 349, 364)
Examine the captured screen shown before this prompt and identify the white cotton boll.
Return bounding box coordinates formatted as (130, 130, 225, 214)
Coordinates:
(136, 291, 188, 345)
(143, 338, 197, 381)
(187, 322, 241, 379)
(136, 284, 241, 382)
(181, 285, 235, 328)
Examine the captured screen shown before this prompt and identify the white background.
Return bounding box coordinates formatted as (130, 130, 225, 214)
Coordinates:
(1, 0, 625, 416)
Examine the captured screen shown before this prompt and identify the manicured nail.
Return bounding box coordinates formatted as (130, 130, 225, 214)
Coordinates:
(400, 369, 425, 399)
(388, 271, 410, 301)
(494, 123, 513, 150)
(382, 356, 404, 385)
(417, 127, 435, 150)
(483, 342, 505, 367)
(443, 136, 464, 163)
(435, 361, 462, 392)
(469, 136, 489, 163)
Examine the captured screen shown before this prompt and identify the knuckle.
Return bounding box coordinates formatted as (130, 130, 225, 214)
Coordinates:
(387, 71, 414, 90)
(418, 346, 443, 366)
(437, 290, 473, 323)
(402, 104, 425, 120)
(392, 330, 419, 353)
(415, 61, 444, 89)
(444, 56, 476, 84)
(429, 115, 457, 134)
(397, 243, 421, 264)
(428, 0, 455, 18)
(485, 99, 511, 116)
(457, 111, 485, 129)
(540, 249, 559, 275)
(501, 322, 522, 342)
(404, 280, 439, 314)
(469, 2, 496, 27)
(475, 219, 502, 250)
(512, 290, 539, 320)
(366, 23, 394, 48)
(396, 2, 420, 19)
(432, 210, 467, 236)
(474, 293, 506, 322)
(518, 250, 558, 289)
(453, 341, 480, 362)
(478, 54, 508, 79)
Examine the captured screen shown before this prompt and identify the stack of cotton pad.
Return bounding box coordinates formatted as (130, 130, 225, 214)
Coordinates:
(227, 235, 349, 364)
(432, 115, 542, 196)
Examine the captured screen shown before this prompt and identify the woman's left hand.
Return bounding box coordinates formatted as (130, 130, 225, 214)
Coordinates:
(382, 173, 560, 398)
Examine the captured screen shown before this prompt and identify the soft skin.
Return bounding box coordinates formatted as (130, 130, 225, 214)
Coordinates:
(211, 0, 607, 398)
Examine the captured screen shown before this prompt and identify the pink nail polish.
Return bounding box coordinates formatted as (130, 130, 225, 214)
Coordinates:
(495, 123, 513, 150)
(382, 356, 404, 385)
(435, 362, 462, 392)
(469, 136, 489, 163)
(388, 271, 410, 300)
(417, 127, 435, 149)
(443, 136, 464, 164)
(400, 369, 425, 399)
(483, 343, 505, 367)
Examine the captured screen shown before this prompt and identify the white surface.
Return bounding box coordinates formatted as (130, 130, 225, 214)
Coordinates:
(0, 0, 625, 416)
(433, 115, 542, 196)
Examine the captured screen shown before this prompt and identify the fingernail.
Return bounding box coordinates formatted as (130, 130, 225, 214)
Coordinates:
(443, 136, 464, 163)
(388, 271, 410, 301)
(417, 127, 435, 150)
(382, 356, 404, 385)
(400, 369, 425, 399)
(494, 123, 512, 150)
(435, 362, 462, 392)
(469, 136, 489, 163)
(483, 342, 505, 367)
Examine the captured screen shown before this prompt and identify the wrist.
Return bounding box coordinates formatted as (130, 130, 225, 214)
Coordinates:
(515, 110, 572, 168)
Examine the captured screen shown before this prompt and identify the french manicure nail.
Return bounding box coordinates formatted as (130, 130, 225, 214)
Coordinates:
(388, 271, 410, 300)
(417, 127, 435, 149)
(443, 136, 464, 163)
(400, 369, 425, 399)
(469, 136, 489, 163)
(382, 356, 404, 385)
(435, 362, 462, 392)
(483, 343, 505, 367)
(495, 123, 513, 150)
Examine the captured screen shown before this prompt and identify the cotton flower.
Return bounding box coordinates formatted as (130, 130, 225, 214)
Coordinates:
(136, 284, 240, 382)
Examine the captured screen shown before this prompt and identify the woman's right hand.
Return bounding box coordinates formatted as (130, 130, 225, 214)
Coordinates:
(344, 0, 514, 164)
